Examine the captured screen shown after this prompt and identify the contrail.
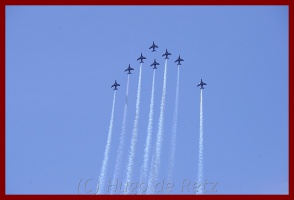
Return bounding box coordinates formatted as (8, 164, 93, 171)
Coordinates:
(140, 69, 156, 187)
(148, 59, 167, 193)
(197, 89, 204, 194)
(168, 65, 180, 182)
(112, 75, 130, 193)
(96, 91, 117, 194)
(125, 63, 142, 192)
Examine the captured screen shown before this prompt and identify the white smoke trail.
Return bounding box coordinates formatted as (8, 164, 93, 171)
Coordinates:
(125, 64, 142, 192)
(197, 89, 204, 194)
(168, 65, 180, 182)
(111, 75, 130, 193)
(140, 69, 156, 187)
(96, 91, 117, 194)
(148, 59, 167, 193)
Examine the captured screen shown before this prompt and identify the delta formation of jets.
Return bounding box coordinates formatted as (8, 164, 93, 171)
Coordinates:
(111, 41, 207, 90)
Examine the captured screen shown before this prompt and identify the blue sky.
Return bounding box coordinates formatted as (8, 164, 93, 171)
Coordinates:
(6, 6, 288, 194)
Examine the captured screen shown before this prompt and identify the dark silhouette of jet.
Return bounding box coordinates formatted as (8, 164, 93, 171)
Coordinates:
(162, 49, 171, 59)
(175, 55, 184, 65)
(197, 79, 207, 89)
(124, 64, 134, 74)
(137, 53, 146, 63)
(149, 41, 158, 52)
(150, 59, 160, 69)
(111, 80, 120, 90)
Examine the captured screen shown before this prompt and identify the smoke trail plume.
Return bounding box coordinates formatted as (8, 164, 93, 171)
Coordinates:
(96, 91, 117, 194)
(112, 75, 130, 193)
(140, 69, 156, 186)
(148, 59, 168, 193)
(168, 65, 180, 182)
(125, 64, 142, 192)
(197, 89, 204, 194)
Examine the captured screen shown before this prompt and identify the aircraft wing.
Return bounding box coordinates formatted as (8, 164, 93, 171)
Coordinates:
(197, 84, 200, 87)
(203, 83, 207, 85)
(130, 67, 134, 70)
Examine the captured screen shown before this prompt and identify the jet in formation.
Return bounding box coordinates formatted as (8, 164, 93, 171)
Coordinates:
(150, 59, 160, 69)
(111, 80, 120, 90)
(162, 49, 171, 59)
(197, 79, 207, 89)
(149, 41, 158, 52)
(124, 64, 134, 74)
(175, 55, 184, 65)
(137, 53, 146, 63)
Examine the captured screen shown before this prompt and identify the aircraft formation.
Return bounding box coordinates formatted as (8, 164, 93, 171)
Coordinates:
(110, 41, 207, 90)
(101, 41, 207, 194)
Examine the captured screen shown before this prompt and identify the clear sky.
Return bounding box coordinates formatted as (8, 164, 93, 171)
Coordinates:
(6, 6, 288, 194)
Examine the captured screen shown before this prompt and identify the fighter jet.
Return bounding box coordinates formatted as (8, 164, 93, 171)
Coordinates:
(162, 49, 171, 59)
(149, 41, 158, 52)
(137, 53, 146, 63)
(124, 64, 134, 74)
(175, 55, 184, 65)
(150, 59, 160, 69)
(111, 80, 120, 90)
(197, 79, 207, 89)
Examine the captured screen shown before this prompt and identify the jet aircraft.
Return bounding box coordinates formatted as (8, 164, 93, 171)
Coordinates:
(137, 53, 146, 63)
(111, 80, 120, 90)
(149, 41, 158, 52)
(197, 79, 207, 89)
(175, 55, 184, 65)
(150, 59, 160, 69)
(162, 49, 171, 59)
(124, 64, 134, 74)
